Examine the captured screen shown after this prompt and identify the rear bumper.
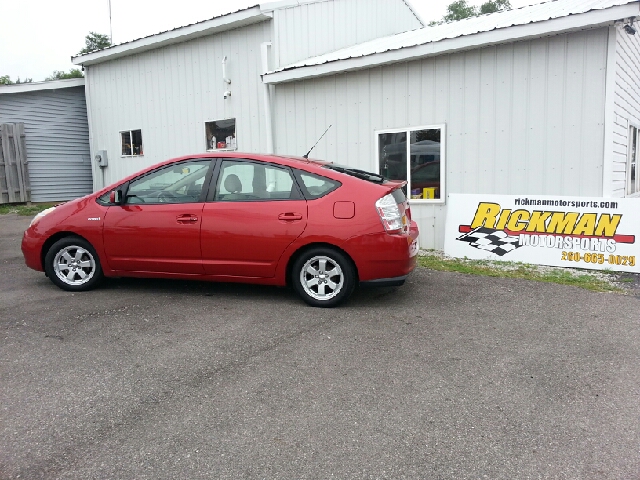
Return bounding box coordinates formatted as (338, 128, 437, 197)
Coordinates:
(360, 274, 409, 288)
(345, 222, 419, 282)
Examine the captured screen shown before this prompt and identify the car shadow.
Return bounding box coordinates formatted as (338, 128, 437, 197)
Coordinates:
(97, 277, 413, 309)
(101, 277, 294, 302)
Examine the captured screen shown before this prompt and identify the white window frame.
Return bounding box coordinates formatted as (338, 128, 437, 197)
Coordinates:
(120, 129, 143, 157)
(627, 124, 640, 197)
(375, 123, 446, 204)
(205, 118, 237, 152)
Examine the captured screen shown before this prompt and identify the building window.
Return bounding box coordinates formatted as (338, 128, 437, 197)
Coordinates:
(377, 124, 445, 202)
(121, 130, 143, 156)
(205, 119, 236, 151)
(628, 125, 639, 196)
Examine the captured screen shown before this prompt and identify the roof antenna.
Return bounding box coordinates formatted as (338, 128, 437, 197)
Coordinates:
(303, 125, 332, 159)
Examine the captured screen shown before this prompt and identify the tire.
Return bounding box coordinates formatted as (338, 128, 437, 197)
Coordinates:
(292, 247, 355, 308)
(44, 236, 104, 292)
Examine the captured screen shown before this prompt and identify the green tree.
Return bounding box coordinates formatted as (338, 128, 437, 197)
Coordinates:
(0, 75, 33, 85)
(78, 32, 112, 55)
(479, 0, 511, 14)
(430, 0, 511, 25)
(443, 0, 478, 22)
(45, 69, 84, 81)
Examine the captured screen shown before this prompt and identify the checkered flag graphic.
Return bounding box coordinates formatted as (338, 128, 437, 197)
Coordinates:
(456, 227, 523, 257)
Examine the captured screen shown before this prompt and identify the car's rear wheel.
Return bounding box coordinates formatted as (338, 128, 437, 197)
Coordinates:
(292, 247, 355, 307)
(44, 236, 103, 291)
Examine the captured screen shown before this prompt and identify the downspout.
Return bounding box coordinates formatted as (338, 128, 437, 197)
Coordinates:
(601, 25, 618, 198)
(261, 42, 274, 154)
(82, 66, 104, 191)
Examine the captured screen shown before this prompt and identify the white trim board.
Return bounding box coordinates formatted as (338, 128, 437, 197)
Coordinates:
(0, 78, 85, 95)
(72, 8, 271, 66)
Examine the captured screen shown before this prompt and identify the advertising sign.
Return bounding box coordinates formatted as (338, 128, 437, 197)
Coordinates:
(444, 194, 639, 273)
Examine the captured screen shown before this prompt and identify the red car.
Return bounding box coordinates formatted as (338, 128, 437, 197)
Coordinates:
(22, 153, 419, 307)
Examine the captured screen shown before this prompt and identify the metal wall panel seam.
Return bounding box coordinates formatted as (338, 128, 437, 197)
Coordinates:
(582, 30, 608, 195)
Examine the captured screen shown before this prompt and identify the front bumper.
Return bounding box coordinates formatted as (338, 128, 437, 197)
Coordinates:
(22, 228, 44, 271)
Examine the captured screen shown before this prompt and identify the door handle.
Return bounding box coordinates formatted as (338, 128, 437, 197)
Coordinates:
(177, 214, 198, 224)
(278, 213, 303, 221)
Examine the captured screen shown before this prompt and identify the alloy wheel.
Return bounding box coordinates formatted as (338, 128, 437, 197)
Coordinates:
(299, 255, 345, 301)
(53, 246, 97, 286)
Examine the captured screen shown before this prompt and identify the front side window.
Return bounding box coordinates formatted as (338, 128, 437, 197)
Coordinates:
(125, 159, 210, 204)
(206, 119, 236, 151)
(215, 160, 297, 201)
(377, 125, 445, 202)
(628, 125, 639, 196)
(121, 129, 143, 156)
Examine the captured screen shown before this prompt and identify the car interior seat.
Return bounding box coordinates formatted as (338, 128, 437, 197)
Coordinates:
(252, 174, 269, 198)
(222, 174, 244, 200)
(186, 182, 203, 199)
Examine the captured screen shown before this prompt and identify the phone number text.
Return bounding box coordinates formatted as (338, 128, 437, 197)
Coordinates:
(561, 252, 636, 266)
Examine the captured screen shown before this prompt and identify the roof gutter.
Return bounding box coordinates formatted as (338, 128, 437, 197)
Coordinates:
(263, 2, 639, 84)
(72, 7, 271, 66)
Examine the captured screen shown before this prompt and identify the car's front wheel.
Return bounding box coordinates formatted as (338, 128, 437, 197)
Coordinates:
(44, 236, 103, 291)
(292, 247, 355, 307)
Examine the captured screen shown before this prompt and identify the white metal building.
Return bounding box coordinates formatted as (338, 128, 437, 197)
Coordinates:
(73, 0, 422, 186)
(73, 0, 640, 249)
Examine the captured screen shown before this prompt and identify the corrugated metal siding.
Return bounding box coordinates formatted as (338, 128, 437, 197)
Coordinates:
(0, 86, 92, 202)
(610, 25, 640, 197)
(86, 21, 271, 187)
(273, 28, 609, 248)
(271, 0, 422, 68)
(272, 0, 635, 72)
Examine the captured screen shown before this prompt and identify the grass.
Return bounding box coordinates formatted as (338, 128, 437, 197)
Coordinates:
(0, 202, 57, 216)
(417, 251, 624, 293)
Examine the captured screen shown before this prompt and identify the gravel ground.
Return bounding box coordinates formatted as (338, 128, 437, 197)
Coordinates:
(2, 214, 640, 479)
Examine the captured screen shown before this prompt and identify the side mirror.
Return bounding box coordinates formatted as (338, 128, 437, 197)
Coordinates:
(109, 189, 123, 205)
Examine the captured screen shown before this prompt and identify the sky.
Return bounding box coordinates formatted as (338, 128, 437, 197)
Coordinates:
(0, 0, 544, 82)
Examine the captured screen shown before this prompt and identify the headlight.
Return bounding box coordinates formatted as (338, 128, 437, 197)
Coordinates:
(29, 207, 56, 227)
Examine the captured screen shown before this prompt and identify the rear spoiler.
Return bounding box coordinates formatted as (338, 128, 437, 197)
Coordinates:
(383, 180, 407, 195)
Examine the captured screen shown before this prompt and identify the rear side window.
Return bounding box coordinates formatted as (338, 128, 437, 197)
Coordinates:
(295, 170, 340, 199)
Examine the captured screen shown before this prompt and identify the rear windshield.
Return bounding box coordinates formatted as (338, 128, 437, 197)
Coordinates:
(323, 164, 385, 184)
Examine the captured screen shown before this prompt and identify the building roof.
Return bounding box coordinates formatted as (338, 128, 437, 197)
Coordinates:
(72, 5, 267, 66)
(0, 78, 85, 95)
(263, 0, 640, 84)
(72, 0, 423, 67)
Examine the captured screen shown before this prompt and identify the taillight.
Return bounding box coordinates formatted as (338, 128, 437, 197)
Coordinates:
(375, 193, 407, 233)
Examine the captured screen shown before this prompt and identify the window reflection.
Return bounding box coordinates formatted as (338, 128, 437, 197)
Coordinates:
(379, 132, 406, 182)
(377, 126, 444, 201)
(409, 129, 441, 199)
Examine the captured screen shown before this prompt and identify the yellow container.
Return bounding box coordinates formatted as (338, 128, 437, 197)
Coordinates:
(422, 187, 436, 199)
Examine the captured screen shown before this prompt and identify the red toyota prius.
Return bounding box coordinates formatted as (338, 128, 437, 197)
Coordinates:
(22, 153, 419, 307)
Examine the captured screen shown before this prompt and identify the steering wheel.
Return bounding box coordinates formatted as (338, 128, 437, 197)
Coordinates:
(156, 191, 177, 203)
